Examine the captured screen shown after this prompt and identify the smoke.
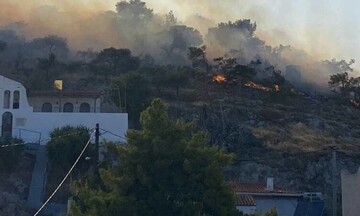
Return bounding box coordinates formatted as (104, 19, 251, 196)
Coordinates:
(0, 0, 357, 91)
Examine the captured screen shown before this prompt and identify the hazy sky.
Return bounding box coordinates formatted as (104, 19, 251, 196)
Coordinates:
(1, 0, 359, 67)
(140, 0, 359, 63)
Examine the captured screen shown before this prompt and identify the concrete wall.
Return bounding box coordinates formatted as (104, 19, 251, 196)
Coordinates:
(236, 206, 256, 215)
(15, 112, 128, 144)
(342, 167, 360, 216)
(254, 197, 298, 216)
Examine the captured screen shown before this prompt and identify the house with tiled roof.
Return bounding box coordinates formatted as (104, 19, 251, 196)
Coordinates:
(233, 178, 324, 216)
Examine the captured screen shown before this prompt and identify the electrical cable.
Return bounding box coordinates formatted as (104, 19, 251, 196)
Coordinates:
(99, 128, 126, 140)
(33, 129, 95, 216)
(0, 128, 94, 148)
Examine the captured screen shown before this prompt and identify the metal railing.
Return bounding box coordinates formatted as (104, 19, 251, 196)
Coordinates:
(32, 107, 100, 113)
(0, 126, 42, 144)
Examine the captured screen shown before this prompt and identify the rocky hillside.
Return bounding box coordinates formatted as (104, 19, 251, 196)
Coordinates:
(0, 153, 34, 216)
(165, 83, 360, 215)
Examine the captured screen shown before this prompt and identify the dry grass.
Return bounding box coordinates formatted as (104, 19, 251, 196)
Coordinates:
(252, 123, 336, 152)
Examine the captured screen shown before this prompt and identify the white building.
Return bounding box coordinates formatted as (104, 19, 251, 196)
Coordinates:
(0, 75, 128, 144)
(342, 167, 360, 216)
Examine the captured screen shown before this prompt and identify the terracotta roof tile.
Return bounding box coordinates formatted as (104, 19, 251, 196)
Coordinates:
(236, 194, 256, 206)
(231, 182, 299, 194)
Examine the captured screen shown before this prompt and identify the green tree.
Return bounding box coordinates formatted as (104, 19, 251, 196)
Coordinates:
(0, 137, 23, 172)
(47, 125, 92, 173)
(92, 47, 140, 79)
(144, 65, 191, 96)
(70, 98, 240, 216)
(188, 45, 209, 73)
(110, 71, 151, 128)
(326, 59, 355, 93)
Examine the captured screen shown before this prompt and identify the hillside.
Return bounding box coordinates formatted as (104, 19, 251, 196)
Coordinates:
(162, 81, 360, 214)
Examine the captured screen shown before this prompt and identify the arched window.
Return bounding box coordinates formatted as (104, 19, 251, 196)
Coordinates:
(3, 90, 10, 109)
(63, 103, 74, 112)
(41, 102, 52, 112)
(13, 91, 20, 109)
(79, 103, 90, 112)
(2, 112, 13, 138)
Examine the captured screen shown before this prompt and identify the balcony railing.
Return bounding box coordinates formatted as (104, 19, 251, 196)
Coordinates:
(32, 106, 101, 113)
(0, 126, 42, 144)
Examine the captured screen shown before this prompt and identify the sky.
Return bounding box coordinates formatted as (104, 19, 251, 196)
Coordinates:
(140, 0, 360, 63)
(0, 0, 359, 68)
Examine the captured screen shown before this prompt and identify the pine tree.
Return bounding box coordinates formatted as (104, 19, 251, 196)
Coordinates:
(70, 98, 240, 216)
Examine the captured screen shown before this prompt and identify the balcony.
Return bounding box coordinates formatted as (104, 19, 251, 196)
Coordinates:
(32, 106, 101, 113)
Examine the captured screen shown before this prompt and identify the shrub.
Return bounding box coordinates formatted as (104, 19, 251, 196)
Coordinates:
(0, 137, 24, 172)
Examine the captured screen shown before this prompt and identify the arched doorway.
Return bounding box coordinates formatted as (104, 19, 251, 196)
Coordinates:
(63, 102, 74, 112)
(2, 112, 13, 138)
(79, 103, 90, 112)
(41, 102, 52, 112)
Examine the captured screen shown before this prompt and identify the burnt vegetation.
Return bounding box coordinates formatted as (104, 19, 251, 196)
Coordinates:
(0, 1, 359, 215)
(0, 0, 357, 134)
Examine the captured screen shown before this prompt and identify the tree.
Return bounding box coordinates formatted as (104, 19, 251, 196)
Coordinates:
(329, 72, 349, 92)
(144, 65, 191, 96)
(110, 71, 151, 128)
(157, 25, 203, 65)
(116, 0, 153, 23)
(188, 45, 209, 72)
(92, 47, 140, 78)
(37, 52, 56, 81)
(0, 137, 23, 172)
(165, 10, 177, 27)
(326, 59, 355, 93)
(70, 98, 240, 216)
(30, 35, 69, 61)
(47, 125, 92, 173)
(213, 57, 256, 86)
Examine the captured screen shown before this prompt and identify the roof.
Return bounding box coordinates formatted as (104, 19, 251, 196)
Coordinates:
(28, 90, 102, 98)
(232, 182, 301, 195)
(236, 194, 256, 206)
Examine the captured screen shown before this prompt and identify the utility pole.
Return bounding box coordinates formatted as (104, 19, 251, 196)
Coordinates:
(331, 147, 337, 216)
(95, 123, 100, 173)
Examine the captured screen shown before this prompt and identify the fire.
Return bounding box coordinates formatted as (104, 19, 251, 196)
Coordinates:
(350, 99, 360, 108)
(274, 85, 280, 92)
(213, 74, 226, 84)
(244, 81, 273, 92)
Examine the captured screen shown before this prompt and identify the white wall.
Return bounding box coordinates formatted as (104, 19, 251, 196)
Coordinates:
(236, 206, 256, 215)
(342, 168, 360, 216)
(28, 96, 101, 112)
(0, 75, 128, 144)
(15, 112, 128, 144)
(254, 197, 298, 216)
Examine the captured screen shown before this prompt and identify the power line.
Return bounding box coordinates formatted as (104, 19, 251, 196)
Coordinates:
(0, 128, 94, 148)
(33, 130, 95, 216)
(99, 128, 126, 140)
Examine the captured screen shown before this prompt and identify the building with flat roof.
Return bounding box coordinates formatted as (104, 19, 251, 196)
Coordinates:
(0, 75, 127, 144)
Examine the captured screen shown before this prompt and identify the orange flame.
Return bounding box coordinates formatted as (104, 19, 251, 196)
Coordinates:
(213, 74, 226, 83)
(274, 85, 280, 92)
(244, 81, 273, 92)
